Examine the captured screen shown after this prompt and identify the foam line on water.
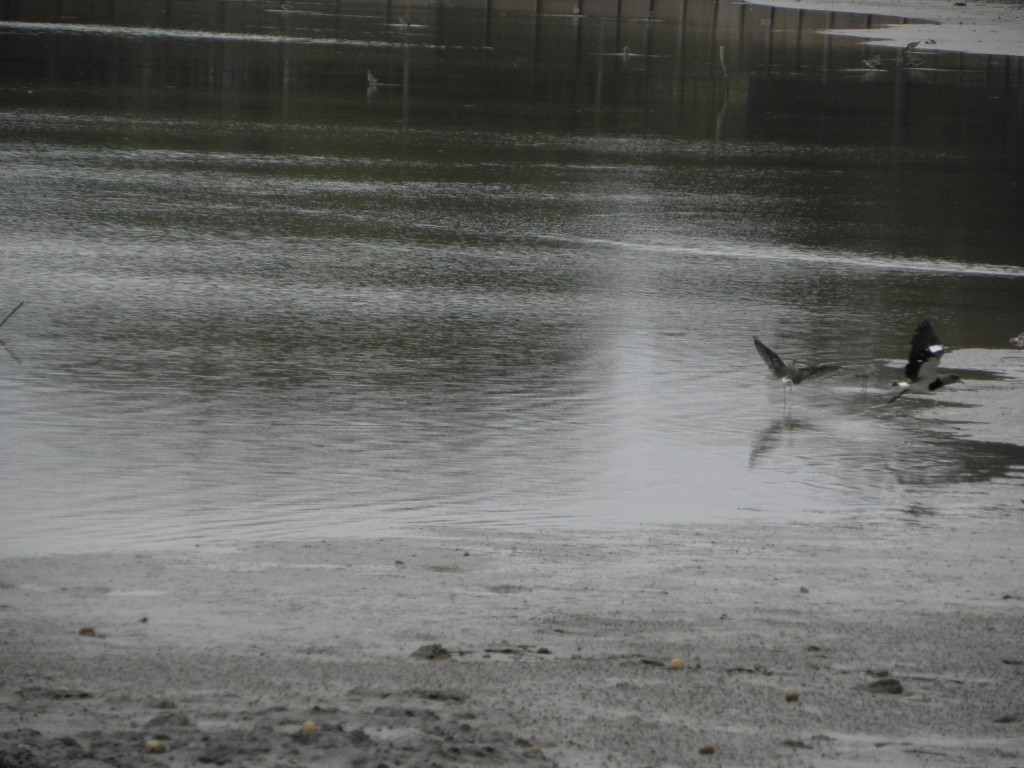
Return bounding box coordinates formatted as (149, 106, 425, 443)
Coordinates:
(0, 20, 406, 48)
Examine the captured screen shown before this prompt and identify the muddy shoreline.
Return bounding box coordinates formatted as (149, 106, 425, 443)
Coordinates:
(748, 0, 1024, 57)
(2, 516, 1022, 767)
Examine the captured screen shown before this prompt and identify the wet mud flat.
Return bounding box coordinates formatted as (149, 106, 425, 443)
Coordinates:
(1, 516, 1023, 767)
(747, 0, 1024, 57)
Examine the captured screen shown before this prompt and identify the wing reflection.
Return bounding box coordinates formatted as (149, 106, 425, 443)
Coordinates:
(0, 301, 24, 364)
(749, 413, 811, 468)
(0, 338, 22, 365)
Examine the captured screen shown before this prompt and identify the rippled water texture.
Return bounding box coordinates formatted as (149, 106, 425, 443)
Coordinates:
(1, 0, 1023, 554)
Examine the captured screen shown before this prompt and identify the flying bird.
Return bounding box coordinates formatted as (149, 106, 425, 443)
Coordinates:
(753, 337, 843, 392)
(888, 320, 961, 403)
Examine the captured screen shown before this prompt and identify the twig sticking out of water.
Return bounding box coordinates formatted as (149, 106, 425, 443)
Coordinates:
(719, 45, 728, 82)
(0, 301, 23, 331)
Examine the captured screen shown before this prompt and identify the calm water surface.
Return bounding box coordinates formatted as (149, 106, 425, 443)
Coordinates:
(1, 1, 1023, 555)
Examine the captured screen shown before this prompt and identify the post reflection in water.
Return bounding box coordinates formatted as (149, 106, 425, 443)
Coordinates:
(0, 0, 1022, 555)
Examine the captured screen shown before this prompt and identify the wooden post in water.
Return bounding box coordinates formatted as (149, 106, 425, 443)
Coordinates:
(736, 2, 746, 69)
(822, 11, 835, 73)
(709, 0, 719, 57)
(402, 39, 410, 126)
(794, 9, 804, 70)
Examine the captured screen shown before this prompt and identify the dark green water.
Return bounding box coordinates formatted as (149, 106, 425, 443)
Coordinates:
(1, 0, 1022, 554)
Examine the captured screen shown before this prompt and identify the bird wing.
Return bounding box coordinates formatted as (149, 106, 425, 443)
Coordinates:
(790, 363, 842, 384)
(905, 320, 945, 381)
(911, 355, 941, 385)
(753, 337, 789, 379)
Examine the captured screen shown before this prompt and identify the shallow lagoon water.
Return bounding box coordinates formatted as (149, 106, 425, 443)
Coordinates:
(1, 1, 1022, 555)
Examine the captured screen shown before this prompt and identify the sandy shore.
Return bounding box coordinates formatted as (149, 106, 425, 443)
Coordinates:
(2, 514, 1022, 767)
(748, 0, 1024, 57)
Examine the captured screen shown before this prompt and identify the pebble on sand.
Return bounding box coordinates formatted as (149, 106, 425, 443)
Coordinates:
(866, 677, 904, 694)
(411, 643, 452, 661)
(301, 720, 317, 735)
(145, 739, 167, 754)
(784, 691, 800, 702)
(698, 744, 716, 755)
(668, 658, 685, 670)
(78, 627, 96, 637)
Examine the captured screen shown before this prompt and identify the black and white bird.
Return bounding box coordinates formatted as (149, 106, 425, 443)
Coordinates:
(888, 320, 961, 403)
(1010, 332, 1024, 350)
(753, 337, 842, 393)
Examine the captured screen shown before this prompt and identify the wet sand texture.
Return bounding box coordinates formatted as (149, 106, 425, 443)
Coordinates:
(2, 518, 1022, 767)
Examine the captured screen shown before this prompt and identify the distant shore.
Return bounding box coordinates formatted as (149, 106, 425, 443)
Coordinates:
(502, 0, 1024, 58)
(748, 0, 1024, 57)
(2, 515, 1022, 767)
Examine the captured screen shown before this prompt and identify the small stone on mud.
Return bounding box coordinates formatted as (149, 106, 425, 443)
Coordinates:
(145, 738, 167, 754)
(146, 711, 192, 728)
(78, 627, 96, 637)
(668, 658, 685, 670)
(301, 720, 317, 735)
(799, 586, 809, 594)
(411, 643, 452, 660)
(866, 677, 903, 694)
(784, 691, 800, 702)
(698, 744, 716, 755)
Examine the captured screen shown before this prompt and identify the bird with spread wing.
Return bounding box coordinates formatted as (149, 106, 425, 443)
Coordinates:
(888, 320, 961, 404)
(753, 336, 842, 393)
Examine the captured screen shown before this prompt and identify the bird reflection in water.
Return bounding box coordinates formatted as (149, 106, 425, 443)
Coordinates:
(0, 301, 23, 364)
(749, 413, 812, 468)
